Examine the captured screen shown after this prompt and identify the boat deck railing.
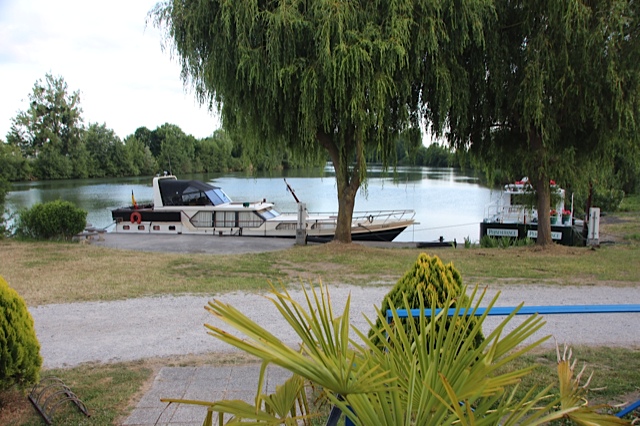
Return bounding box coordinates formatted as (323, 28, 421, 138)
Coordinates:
(484, 203, 533, 224)
(308, 209, 416, 225)
(484, 204, 574, 227)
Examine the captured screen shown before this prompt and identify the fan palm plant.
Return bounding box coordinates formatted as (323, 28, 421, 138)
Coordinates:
(163, 282, 629, 425)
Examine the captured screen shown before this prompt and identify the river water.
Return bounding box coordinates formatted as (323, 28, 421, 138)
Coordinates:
(4, 166, 494, 243)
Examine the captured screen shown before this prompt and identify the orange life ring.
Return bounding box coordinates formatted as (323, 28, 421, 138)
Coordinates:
(130, 211, 142, 224)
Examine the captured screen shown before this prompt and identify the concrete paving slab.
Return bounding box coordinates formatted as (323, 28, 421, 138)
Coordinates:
(92, 233, 297, 255)
(124, 363, 292, 426)
(91, 232, 417, 255)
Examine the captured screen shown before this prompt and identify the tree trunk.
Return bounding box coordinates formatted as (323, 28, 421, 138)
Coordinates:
(533, 175, 553, 246)
(529, 130, 553, 246)
(317, 131, 362, 243)
(334, 168, 358, 243)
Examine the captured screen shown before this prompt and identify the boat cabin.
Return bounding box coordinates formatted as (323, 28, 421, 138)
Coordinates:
(484, 178, 568, 225)
(155, 176, 231, 207)
(480, 178, 581, 245)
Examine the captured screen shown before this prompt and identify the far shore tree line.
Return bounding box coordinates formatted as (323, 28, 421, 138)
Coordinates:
(0, 74, 456, 185)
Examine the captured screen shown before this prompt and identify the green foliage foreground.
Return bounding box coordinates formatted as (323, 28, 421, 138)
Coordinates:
(0, 276, 42, 391)
(163, 279, 629, 425)
(14, 200, 87, 241)
(368, 253, 484, 350)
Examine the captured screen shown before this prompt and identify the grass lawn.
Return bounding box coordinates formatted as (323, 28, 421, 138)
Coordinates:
(1, 238, 639, 306)
(0, 198, 638, 424)
(0, 361, 152, 426)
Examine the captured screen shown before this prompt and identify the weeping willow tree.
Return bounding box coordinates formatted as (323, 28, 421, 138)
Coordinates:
(151, 0, 491, 242)
(442, 0, 640, 246)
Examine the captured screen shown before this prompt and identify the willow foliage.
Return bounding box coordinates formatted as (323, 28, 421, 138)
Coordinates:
(151, 0, 492, 241)
(446, 0, 640, 244)
(470, 0, 640, 167)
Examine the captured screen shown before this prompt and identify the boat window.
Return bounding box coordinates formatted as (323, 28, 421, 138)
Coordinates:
(276, 223, 297, 230)
(214, 211, 236, 227)
(206, 189, 231, 205)
(158, 179, 231, 206)
(258, 208, 281, 219)
(238, 211, 263, 227)
(311, 221, 335, 230)
(181, 186, 213, 206)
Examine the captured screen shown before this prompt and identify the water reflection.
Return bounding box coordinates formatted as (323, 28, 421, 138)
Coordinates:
(5, 167, 492, 243)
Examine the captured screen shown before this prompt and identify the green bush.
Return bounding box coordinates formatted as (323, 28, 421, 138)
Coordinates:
(514, 237, 534, 247)
(15, 200, 87, 240)
(498, 236, 513, 248)
(481, 235, 534, 248)
(368, 253, 484, 350)
(0, 276, 42, 390)
(619, 194, 640, 212)
(0, 178, 9, 239)
(593, 187, 625, 213)
(464, 236, 472, 249)
(480, 235, 499, 248)
(0, 177, 9, 202)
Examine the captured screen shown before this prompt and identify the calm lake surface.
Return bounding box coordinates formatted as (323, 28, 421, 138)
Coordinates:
(5, 166, 495, 243)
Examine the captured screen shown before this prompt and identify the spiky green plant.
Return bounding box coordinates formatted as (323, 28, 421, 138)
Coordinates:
(480, 235, 500, 248)
(532, 344, 629, 425)
(177, 282, 628, 425)
(368, 253, 484, 350)
(0, 275, 42, 390)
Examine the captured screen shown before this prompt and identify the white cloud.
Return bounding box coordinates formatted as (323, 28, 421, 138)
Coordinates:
(0, 0, 220, 140)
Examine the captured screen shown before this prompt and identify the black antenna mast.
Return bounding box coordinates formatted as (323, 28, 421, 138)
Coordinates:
(284, 179, 300, 203)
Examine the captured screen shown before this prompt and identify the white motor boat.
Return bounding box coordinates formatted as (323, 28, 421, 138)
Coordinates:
(111, 175, 415, 242)
(480, 177, 583, 245)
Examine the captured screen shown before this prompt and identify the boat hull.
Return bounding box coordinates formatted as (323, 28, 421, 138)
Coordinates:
(112, 207, 178, 223)
(112, 207, 412, 242)
(480, 222, 584, 246)
(306, 226, 408, 243)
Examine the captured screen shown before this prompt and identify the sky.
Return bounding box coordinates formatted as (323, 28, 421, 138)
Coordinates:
(0, 0, 221, 141)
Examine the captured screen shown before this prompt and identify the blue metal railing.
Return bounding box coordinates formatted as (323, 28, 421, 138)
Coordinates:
(386, 303, 640, 419)
(386, 304, 640, 323)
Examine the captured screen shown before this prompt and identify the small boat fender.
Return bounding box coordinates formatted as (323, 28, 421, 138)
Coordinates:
(368, 215, 374, 223)
(130, 212, 142, 224)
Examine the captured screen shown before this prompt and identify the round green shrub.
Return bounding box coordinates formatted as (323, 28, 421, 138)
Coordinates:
(15, 200, 87, 240)
(0, 178, 9, 239)
(0, 275, 42, 390)
(369, 253, 484, 350)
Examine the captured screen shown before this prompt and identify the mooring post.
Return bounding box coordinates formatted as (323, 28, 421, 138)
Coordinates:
(296, 202, 307, 245)
(587, 207, 600, 246)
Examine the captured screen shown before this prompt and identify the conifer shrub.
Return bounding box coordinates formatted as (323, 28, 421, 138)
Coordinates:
(15, 200, 87, 240)
(369, 253, 484, 350)
(0, 276, 42, 390)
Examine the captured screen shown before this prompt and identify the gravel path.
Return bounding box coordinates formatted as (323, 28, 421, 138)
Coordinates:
(30, 284, 640, 369)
